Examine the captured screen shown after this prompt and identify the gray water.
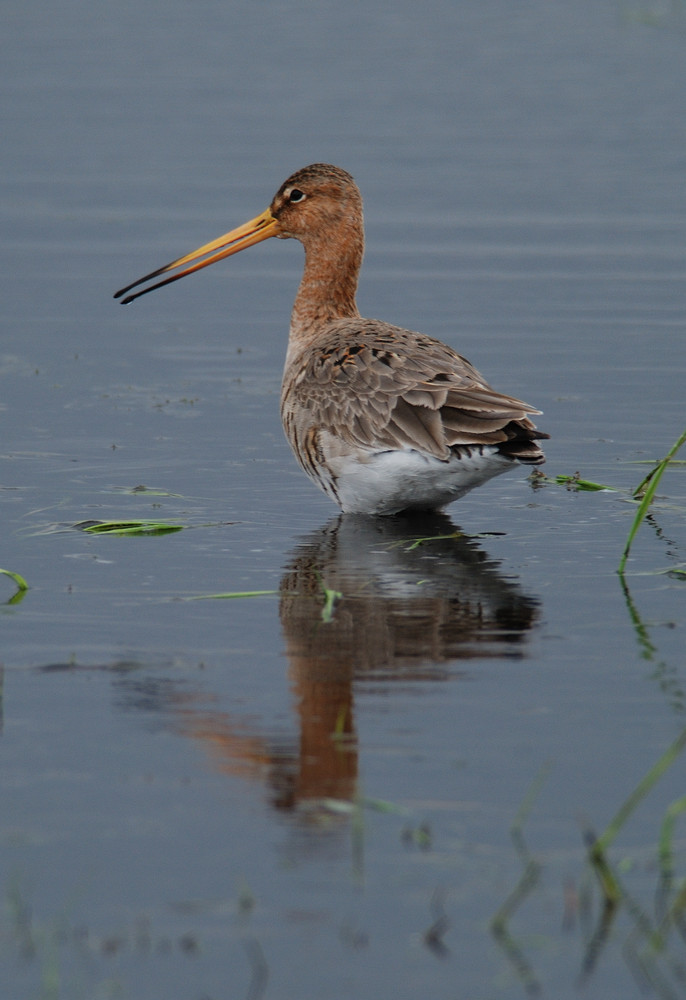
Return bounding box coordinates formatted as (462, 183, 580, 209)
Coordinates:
(2, 2, 686, 998)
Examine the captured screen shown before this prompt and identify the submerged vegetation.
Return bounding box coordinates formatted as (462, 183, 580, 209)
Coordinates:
(534, 426, 686, 576)
(493, 735, 686, 996)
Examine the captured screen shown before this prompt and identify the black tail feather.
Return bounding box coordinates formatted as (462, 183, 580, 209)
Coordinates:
(496, 422, 549, 465)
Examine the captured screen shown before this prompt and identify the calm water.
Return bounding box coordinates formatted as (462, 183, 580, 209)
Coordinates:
(2, 1, 686, 998)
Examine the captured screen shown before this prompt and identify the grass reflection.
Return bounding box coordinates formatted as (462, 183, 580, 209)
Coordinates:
(493, 733, 686, 996)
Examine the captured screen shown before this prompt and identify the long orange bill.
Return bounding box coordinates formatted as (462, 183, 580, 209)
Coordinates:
(114, 208, 280, 304)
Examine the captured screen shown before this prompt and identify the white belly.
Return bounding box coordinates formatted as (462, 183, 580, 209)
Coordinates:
(322, 445, 516, 515)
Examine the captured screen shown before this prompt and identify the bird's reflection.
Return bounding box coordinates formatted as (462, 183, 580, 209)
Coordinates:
(281, 512, 539, 675)
(162, 513, 542, 813)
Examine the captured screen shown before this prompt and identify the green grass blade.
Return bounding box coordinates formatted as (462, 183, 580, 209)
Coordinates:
(658, 795, 686, 879)
(0, 568, 29, 591)
(187, 590, 279, 601)
(587, 730, 686, 908)
(320, 586, 343, 623)
(555, 474, 616, 492)
(619, 429, 686, 575)
(632, 430, 686, 498)
(75, 520, 184, 536)
(592, 728, 686, 856)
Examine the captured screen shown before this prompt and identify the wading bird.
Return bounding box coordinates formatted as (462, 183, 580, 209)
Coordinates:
(115, 164, 548, 515)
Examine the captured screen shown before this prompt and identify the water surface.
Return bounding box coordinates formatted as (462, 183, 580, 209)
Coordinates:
(2, 2, 685, 998)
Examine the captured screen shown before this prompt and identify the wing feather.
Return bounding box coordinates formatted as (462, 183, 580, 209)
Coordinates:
(282, 319, 547, 463)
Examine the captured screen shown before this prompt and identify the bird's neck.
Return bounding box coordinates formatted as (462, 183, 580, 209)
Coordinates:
(287, 224, 364, 360)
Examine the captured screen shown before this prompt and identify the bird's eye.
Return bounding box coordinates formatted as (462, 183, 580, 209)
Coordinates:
(288, 188, 306, 203)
